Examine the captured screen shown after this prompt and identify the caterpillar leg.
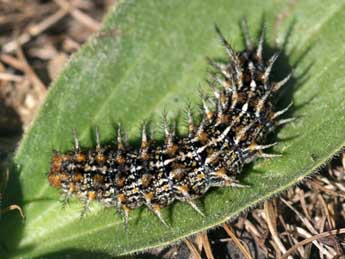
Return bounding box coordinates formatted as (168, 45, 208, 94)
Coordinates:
(241, 17, 252, 50)
(72, 128, 80, 152)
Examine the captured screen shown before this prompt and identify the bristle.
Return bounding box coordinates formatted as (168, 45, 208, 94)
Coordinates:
(214, 25, 242, 80)
(275, 117, 296, 127)
(256, 27, 265, 61)
(187, 107, 195, 135)
(258, 152, 282, 159)
(214, 24, 236, 59)
(151, 204, 169, 227)
(124, 130, 129, 147)
(149, 126, 155, 143)
(246, 142, 277, 151)
(95, 127, 101, 150)
(263, 52, 280, 83)
(272, 73, 292, 92)
(207, 58, 231, 79)
(272, 102, 293, 119)
(141, 124, 147, 148)
(241, 17, 252, 50)
(117, 124, 124, 150)
(72, 128, 80, 152)
(201, 97, 213, 122)
(123, 206, 130, 231)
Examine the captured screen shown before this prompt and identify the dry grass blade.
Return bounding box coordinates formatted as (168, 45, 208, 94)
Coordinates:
(0, 72, 23, 82)
(200, 232, 214, 259)
(281, 228, 345, 258)
(280, 197, 318, 235)
(295, 227, 336, 258)
(223, 223, 253, 259)
(264, 201, 291, 259)
(317, 194, 335, 229)
(0, 54, 26, 70)
(184, 238, 202, 259)
(310, 179, 345, 198)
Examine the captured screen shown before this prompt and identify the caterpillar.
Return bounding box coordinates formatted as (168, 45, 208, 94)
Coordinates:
(48, 21, 292, 227)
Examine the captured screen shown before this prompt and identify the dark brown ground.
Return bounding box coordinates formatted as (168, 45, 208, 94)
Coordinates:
(0, 1, 345, 258)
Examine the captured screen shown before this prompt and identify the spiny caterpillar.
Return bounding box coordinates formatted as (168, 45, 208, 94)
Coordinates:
(48, 21, 292, 227)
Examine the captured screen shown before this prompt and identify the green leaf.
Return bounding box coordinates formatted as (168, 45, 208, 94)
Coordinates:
(2, 0, 345, 257)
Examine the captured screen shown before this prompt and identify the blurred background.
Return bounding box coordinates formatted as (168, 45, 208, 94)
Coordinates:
(0, 0, 115, 157)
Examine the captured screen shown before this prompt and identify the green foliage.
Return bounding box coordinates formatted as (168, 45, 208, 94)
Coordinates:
(1, 0, 345, 257)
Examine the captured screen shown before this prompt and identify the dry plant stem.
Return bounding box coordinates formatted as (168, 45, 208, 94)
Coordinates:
(263, 201, 292, 259)
(303, 243, 312, 259)
(223, 223, 253, 259)
(310, 179, 345, 198)
(54, 0, 101, 31)
(184, 238, 202, 259)
(296, 227, 336, 258)
(200, 232, 214, 259)
(281, 196, 337, 257)
(244, 219, 260, 237)
(280, 198, 318, 235)
(281, 228, 345, 259)
(290, 236, 304, 258)
(269, 239, 282, 259)
(244, 219, 269, 256)
(317, 194, 335, 229)
(194, 233, 203, 256)
(2, 9, 68, 53)
(0, 72, 23, 82)
(298, 189, 312, 221)
(277, 215, 303, 256)
(0, 54, 26, 71)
